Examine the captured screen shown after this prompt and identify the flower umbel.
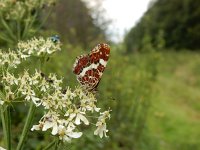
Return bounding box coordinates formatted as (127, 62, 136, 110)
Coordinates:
(0, 37, 111, 145)
(29, 73, 110, 141)
(0, 0, 58, 20)
(1, 69, 110, 142)
(0, 37, 61, 70)
(17, 37, 61, 56)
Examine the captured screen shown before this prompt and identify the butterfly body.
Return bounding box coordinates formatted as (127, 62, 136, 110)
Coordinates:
(73, 43, 110, 91)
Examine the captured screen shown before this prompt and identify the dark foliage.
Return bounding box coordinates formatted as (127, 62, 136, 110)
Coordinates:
(124, 0, 200, 52)
(44, 0, 108, 49)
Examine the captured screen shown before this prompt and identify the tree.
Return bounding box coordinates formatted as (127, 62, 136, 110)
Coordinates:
(124, 0, 200, 52)
(45, 0, 108, 49)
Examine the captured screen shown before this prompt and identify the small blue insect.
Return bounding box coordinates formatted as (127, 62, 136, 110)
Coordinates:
(50, 35, 60, 43)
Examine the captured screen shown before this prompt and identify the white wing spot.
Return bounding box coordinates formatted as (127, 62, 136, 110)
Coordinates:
(99, 59, 107, 67)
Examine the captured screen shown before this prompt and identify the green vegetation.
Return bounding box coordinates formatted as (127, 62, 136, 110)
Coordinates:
(0, 0, 56, 47)
(148, 51, 200, 150)
(124, 0, 200, 52)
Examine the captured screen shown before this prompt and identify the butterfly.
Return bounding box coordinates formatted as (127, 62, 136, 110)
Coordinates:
(73, 43, 110, 91)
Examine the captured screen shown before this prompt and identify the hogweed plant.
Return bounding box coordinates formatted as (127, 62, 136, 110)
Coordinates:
(0, 37, 111, 149)
(0, 0, 58, 46)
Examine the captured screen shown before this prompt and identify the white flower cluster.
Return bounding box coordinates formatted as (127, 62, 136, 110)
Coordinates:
(0, 50, 21, 68)
(0, 0, 57, 20)
(1, 70, 111, 142)
(0, 37, 61, 69)
(17, 37, 61, 56)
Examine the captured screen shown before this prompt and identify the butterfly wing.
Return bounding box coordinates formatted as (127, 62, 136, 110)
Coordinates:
(89, 43, 110, 90)
(73, 43, 110, 91)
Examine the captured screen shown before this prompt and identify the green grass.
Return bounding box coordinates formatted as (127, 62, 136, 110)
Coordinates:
(148, 51, 200, 150)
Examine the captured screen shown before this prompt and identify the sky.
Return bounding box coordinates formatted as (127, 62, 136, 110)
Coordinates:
(103, 0, 151, 42)
(84, 0, 152, 42)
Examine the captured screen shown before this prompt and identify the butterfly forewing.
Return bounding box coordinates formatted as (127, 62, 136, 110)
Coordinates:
(73, 43, 110, 91)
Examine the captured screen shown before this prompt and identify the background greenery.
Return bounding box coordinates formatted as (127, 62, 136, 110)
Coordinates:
(0, 0, 200, 149)
(124, 0, 200, 52)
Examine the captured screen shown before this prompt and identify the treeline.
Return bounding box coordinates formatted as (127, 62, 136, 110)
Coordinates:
(124, 0, 200, 52)
(45, 0, 109, 49)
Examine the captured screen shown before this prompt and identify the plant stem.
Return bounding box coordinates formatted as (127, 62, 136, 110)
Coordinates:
(43, 140, 57, 150)
(4, 106, 12, 150)
(22, 11, 38, 39)
(0, 33, 13, 44)
(36, 8, 53, 32)
(54, 140, 60, 150)
(0, 14, 16, 41)
(0, 91, 12, 150)
(17, 20, 21, 41)
(1, 106, 8, 149)
(16, 102, 36, 150)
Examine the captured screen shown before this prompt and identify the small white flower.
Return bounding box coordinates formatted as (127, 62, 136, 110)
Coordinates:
(66, 109, 89, 125)
(94, 110, 111, 138)
(31, 124, 43, 131)
(2, 72, 18, 85)
(32, 97, 41, 106)
(0, 50, 22, 68)
(18, 51, 30, 59)
(94, 123, 108, 138)
(64, 87, 76, 100)
(42, 113, 59, 133)
(57, 125, 82, 142)
(40, 78, 50, 92)
(74, 110, 89, 125)
(24, 89, 35, 101)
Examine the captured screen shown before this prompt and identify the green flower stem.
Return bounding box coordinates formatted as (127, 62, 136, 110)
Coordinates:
(0, 91, 11, 150)
(21, 12, 34, 39)
(0, 106, 8, 149)
(36, 8, 53, 32)
(54, 140, 60, 150)
(16, 102, 36, 150)
(21, 17, 31, 39)
(5, 106, 12, 150)
(17, 20, 21, 41)
(0, 14, 16, 41)
(43, 140, 57, 150)
(22, 11, 38, 39)
(0, 33, 13, 44)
